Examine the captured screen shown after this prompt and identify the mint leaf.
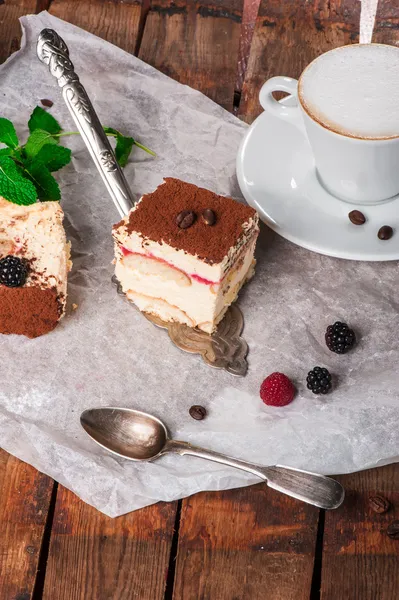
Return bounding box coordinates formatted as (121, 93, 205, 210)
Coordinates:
(28, 106, 61, 135)
(0, 118, 18, 148)
(0, 156, 37, 205)
(103, 125, 155, 162)
(35, 144, 71, 172)
(24, 129, 59, 159)
(0, 148, 12, 157)
(24, 160, 61, 201)
(103, 126, 118, 136)
(103, 126, 134, 167)
(115, 135, 134, 168)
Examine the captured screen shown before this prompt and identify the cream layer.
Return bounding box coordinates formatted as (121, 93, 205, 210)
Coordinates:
(113, 213, 259, 282)
(0, 197, 71, 313)
(115, 236, 257, 333)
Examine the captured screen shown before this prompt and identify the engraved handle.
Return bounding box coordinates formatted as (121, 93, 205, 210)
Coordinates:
(37, 28, 135, 217)
(165, 440, 345, 510)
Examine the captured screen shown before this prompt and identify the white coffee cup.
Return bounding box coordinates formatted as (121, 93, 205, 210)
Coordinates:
(259, 44, 399, 205)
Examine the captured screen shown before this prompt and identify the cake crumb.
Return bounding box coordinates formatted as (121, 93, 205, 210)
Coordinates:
(72, 303, 78, 311)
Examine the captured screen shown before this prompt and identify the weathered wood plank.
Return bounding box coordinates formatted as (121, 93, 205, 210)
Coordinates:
(321, 465, 399, 600)
(37, 7, 178, 599)
(139, 4, 320, 598)
(0, 0, 37, 64)
(0, 451, 54, 600)
(373, 0, 399, 45)
(0, 5, 55, 597)
(239, 0, 361, 122)
(236, 0, 261, 92)
(50, 0, 142, 54)
(239, 4, 399, 600)
(320, 10, 399, 589)
(173, 484, 319, 600)
(139, 0, 243, 111)
(42, 486, 178, 600)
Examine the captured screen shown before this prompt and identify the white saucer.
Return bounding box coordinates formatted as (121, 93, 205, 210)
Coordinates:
(236, 97, 399, 261)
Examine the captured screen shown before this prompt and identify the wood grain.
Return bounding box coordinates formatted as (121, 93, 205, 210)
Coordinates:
(0, 0, 37, 64)
(373, 0, 399, 45)
(0, 5, 55, 599)
(236, 0, 261, 91)
(239, 0, 361, 122)
(42, 486, 178, 600)
(0, 451, 54, 600)
(139, 0, 243, 111)
(49, 0, 142, 54)
(322, 465, 399, 600)
(173, 484, 319, 600)
(34, 4, 181, 597)
(140, 5, 319, 598)
(0, 3, 397, 600)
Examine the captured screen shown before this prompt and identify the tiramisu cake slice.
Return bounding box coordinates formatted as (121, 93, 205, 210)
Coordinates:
(113, 178, 259, 333)
(0, 197, 71, 338)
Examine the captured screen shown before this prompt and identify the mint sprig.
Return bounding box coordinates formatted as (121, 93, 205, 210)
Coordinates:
(35, 144, 71, 172)
(24, 160, 61, 201)
(0, 105, 155, 205)
(24, 128, 59, 158)
(0, 148, 12, 157)
(103, 126, 155, 167)
(0, 118, 19, 149)
(0, 156, 37, 205)
(28, 106, 61, 135)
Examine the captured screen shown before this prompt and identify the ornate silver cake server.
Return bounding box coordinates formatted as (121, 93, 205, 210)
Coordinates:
(37, 28, 249, 376)
(37, 28, 134, 217)
(113, 276, 248, 376)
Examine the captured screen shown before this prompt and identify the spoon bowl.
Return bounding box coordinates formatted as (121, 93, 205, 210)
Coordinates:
(81, 407, 168, 460)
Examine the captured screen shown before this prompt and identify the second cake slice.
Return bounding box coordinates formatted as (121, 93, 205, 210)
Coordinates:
(113, 178, 259, 333)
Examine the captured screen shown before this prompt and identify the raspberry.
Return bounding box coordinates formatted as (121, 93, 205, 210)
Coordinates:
(260, 373, 296, 407)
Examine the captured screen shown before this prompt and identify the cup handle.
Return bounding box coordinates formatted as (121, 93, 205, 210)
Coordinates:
(259, 76, 299, 120)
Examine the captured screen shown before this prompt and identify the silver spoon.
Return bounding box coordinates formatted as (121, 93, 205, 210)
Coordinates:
(80, 407, 345, 510)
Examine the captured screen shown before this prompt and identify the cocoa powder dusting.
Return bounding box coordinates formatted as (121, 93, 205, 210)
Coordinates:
(116, 178, 257, 263)
(0, 285, 61, 338)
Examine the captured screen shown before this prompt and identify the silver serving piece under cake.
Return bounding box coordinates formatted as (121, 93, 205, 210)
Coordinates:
(112, 276, 248, 376)
(37, 28, 249, 376)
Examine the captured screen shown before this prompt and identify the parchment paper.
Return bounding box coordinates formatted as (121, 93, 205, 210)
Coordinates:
(0, 12, 398, 517)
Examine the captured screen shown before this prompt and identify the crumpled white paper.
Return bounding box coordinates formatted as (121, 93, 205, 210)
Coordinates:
(0, 12, 398, 517)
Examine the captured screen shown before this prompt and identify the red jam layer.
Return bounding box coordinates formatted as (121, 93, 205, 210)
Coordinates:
(120, 246, 218, 285)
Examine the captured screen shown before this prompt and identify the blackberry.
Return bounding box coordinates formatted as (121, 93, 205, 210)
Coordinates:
(325, 321, 356, 354)
(0, 255, 28, 288)
(307, 367, 332, 395)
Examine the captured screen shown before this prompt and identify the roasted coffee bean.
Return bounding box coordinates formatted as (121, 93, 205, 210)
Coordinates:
(40, 98, 54, 107)
(189, 405, 207, 420)
(387, 521, 399, 540)
(378, 225, 393, 240)
(202, 208, 216, 226)
(348, 210, 366, 225)
(369, 495, 390, 514)
(176, 210, 196, 229)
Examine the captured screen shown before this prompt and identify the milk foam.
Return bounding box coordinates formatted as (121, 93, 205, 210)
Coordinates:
(299, 44, 399, 138)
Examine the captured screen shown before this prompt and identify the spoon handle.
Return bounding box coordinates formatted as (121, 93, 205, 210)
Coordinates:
(166, 440, 344, 510)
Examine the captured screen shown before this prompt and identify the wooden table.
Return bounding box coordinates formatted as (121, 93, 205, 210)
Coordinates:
(1, 1, 399, 598)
